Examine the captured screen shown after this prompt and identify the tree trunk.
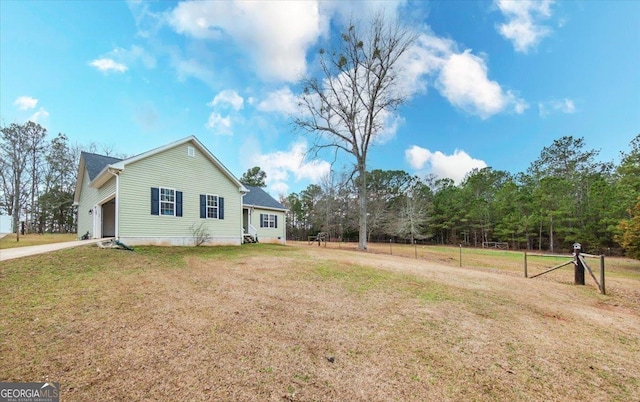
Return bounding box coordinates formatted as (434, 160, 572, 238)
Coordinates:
(549, 215, 554, 253)
(538, 221, 542, 251)
(358, 161, 367, 250)
(13, 179, 22, 242)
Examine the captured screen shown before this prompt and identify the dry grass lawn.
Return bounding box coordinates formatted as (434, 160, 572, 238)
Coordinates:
(1, 243, 638, 401)
(0, 233, 77, 249)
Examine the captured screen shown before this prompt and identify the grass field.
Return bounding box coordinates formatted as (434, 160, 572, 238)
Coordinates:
(1, 243, 638, 401)
(0, 233, 77, 249)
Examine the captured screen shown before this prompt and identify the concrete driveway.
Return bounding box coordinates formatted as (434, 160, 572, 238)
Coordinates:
(0, 238, 107, 262)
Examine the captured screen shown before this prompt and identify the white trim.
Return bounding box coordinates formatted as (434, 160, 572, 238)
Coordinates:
(92, 205, 101, 239)
(97, 192, 116, 206)
(242, 203, 288, 212)
(159, 187, 176, 217)
(204, 193, 219, 219)
(107, 168, 120, 239)
(261, 213, 277, 228)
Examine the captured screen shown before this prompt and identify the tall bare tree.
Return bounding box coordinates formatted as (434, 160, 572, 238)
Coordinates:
(295, 13, 416, 250)
(0, 122, 47, 241)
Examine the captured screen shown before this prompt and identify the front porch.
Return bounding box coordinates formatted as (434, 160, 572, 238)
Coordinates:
(242, 207, 258, 243)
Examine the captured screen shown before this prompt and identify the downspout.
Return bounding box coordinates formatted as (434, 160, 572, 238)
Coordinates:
(107, 168, 120, 239)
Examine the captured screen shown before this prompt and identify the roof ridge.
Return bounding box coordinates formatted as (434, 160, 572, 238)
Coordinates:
(81, 151, 123, 160)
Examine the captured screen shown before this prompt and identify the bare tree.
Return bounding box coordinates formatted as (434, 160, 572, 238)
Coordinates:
(388, 178, 432, 244)
(0, 122, 47, 241)
(295, 13, 416, 250)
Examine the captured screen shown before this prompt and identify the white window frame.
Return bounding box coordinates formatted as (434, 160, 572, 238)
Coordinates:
(160, 187, 176, 216)
(262, 213, 276, 228)
(206, 194, 219, 219)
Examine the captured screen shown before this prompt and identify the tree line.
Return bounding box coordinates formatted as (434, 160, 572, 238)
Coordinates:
(0, 121, 125, 240)
(280, 135, 640, 258)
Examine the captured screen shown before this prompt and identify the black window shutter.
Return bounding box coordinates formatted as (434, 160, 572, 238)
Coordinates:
(176, 191, 183, 217)
(219, 197, 224, 219)
(151, 187, 159, 215)
(275, 215, 278, 228)
(200, 195, 206, 218)
(260, 213, 264, 228)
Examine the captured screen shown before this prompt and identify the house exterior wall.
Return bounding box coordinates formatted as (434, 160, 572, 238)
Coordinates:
(117, 142, 243, 246)
(250, 207, 286, 244)
(77, 169, 116, 238)
(77, 169, 96, 237)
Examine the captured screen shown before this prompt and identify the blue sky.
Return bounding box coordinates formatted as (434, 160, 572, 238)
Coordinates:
(1, 0, 638, 196)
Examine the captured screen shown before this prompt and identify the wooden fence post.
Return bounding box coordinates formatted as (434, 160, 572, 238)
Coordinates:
(573, 243, 585, 285)
(524, 251, 528, 278)
(389, 239, 392, 255)
(414, 241, 417, 259)
(600, 255, 606, 295)
(459, 244, 462, 267)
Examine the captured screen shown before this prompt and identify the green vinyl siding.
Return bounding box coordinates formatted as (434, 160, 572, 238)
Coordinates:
(77, 168, 97, 237)
(251, 208, 286, 243)
(77, 168, 116, 237)
(99, 176, 116, 200)
(118, 143, 241, 240)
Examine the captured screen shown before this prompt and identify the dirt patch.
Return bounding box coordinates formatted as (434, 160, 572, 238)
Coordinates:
(1, 244, 639, 401)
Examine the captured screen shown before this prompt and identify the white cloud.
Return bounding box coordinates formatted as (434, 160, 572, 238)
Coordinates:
(405, 145, 487, 184)
(251, 140, 331, 194)
(320, 0, 405, 26)
(205, 90, 245, 134)
(406, 145, 431, 170)
(172, 56, 216, 85)
(209, 90, 244, 111)
(436, 50, 527, 119)
(169, 1, 324, 82)
(112, 45, 157, 69)
(257, 87, 301, 116)
(205, 112, 232, 135)
(29, 107, 50, 124)
(395, 33, 453, 98)
(538, 98, 576, 117)
(14, 96, 38, 110)
(495, 0, 554, 53)
(89, 58, 128, 73)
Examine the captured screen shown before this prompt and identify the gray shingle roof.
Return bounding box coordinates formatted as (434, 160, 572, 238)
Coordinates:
(81, 152, 123, 181)
(243, 185, 286, 210)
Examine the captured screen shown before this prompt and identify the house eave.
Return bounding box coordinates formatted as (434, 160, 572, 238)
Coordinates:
(243, 204, 288, 213)
(89, 166, 122, 188)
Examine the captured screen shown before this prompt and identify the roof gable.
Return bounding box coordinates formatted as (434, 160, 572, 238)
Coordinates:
(243, 185, 286, 210)
(81, 152, 123, 181)
(88, 136, 247, 192)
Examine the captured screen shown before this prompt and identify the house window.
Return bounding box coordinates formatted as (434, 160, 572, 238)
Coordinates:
(160, 188, 175, 216)
(187, 146, 195, 157)
(200, 194, 224, 219)
(260, 213, 277, 228)
(151, 187, 182, 217)
(206, 194, 218, 219)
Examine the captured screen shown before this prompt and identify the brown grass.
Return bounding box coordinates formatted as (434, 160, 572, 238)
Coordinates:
(0, 233, 77, 249)
(1, 243, 639, 401)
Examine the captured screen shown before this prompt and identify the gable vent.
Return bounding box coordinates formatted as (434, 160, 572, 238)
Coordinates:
(187, 146, 195, 157)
